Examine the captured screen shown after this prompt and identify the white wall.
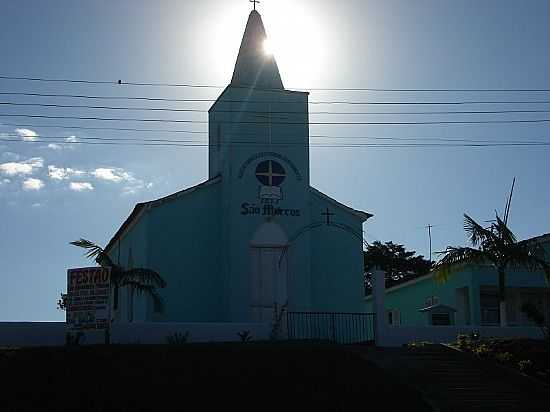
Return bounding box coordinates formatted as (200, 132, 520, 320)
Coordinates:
(0, 322, 271, 347)
(111, 322, 271, 344)
(0, 322, 66, 347)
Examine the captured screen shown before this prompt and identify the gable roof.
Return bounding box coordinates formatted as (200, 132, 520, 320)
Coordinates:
(309, 186, 373, 222)
(104, 176, 221, 253)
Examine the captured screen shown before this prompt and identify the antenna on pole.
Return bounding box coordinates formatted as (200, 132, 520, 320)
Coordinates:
(426, 224, 433, 262)
(504, 177, 516, 225)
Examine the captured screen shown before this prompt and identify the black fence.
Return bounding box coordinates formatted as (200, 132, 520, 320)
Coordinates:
(286, 312, 375, 344)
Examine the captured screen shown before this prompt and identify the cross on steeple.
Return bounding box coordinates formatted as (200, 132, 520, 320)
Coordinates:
(250, 0, 260, 11)
(321, 208, 335, 225)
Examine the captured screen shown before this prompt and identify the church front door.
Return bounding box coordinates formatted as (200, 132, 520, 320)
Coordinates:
(250, 246, 288, 322)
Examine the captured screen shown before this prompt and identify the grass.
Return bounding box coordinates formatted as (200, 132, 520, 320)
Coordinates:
(0, 341, 431, 412)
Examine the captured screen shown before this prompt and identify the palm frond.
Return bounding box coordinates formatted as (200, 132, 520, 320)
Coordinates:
(119, 279, 164, 313)
(70, 238, 103, 258)
(119, 268, 167, 289)
(506, 241, 550, 281)
(434, 246, 487, 283)
(70, 238, 115, 267)
(463, 214, 493, 247)
(494, 214, 517, 245)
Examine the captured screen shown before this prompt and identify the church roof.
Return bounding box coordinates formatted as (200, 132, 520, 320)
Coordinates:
(310, 186, 373, 222)
(104, 176, 221, 254)
(230, 10, 284, 89)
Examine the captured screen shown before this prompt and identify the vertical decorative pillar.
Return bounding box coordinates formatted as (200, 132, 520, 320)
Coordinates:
(372, 268, 387, 346)
(469, 282, 481, 327)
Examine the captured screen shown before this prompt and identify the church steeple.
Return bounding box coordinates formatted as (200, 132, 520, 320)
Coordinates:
(231, 10, 284, 89)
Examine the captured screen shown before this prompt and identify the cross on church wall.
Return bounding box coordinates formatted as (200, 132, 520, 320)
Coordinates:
(256, 160, 285, 186)
(250, 0, 260, 11)
(321, 208, 335, 225)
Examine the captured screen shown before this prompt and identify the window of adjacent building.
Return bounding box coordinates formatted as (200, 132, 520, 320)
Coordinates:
(425, 296, 439, 307)
(432, 313, 451, 326)
(480, 292, 500, 325)
(387, 309, 401, 326)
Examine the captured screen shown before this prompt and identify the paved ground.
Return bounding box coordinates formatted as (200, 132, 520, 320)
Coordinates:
(350, 344, 550, 412)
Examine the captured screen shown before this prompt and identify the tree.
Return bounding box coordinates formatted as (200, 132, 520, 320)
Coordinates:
(364, 241, 432, 294)
(70, 238, 167, 312)
(434, 213, 550, 326)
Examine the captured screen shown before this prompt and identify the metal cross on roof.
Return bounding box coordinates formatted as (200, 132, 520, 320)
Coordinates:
(321, 208, 335, 225)
(250, 0, 260, 11)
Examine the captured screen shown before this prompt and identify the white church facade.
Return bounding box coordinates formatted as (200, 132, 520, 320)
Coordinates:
(104, 10, 372, 324)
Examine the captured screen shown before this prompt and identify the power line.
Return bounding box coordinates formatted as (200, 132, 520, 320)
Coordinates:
(3, 132, 550, 145)
(2, 92, 550, 106)
(0, 121, 207, 134)
(3, 101, 550, 116)
(4, 122, 550, 143)
(3, 137, 550, 149)
(4, 112, 550, 125)
(2, 75, 550, 92)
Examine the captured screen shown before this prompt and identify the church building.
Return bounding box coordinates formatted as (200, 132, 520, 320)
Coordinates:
(104, 9, 373, 324)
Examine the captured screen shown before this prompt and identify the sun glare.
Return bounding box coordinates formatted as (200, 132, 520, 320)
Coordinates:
(209, 2, 330, 88)
(261, 2, 328, 88)
(263, 39, 273, 55)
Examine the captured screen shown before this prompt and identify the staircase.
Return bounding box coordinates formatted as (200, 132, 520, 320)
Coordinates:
(353, 344, 549, 412)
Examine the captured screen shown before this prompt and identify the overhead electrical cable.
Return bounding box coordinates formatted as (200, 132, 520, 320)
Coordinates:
(3, 132, 550, 145)
(3, 113, 550, 125)
(2, 92, 550, 106)
(2, 101, 550, 116)
(3, 137, 550, 148)
(2, 75, 550, 92)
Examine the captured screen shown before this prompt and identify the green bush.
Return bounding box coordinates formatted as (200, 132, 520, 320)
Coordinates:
(518, 359, 534, 374)
(495, 351, 514, 363)
(473, 344, 490, 358)
(165, 331, 190, 345)
(237, 330, 253, 342)
(456, 334, 470, 349)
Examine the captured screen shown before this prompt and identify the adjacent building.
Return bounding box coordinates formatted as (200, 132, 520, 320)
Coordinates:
(366, 233, 550, 327)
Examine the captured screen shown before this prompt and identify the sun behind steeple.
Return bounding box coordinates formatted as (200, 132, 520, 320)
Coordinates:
(230, 10, 284, 89)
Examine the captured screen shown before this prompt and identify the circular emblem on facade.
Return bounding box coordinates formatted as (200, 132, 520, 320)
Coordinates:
(255, 160, 286, 186)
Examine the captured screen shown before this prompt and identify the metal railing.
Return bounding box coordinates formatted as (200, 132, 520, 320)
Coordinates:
(286, 312, 375, 344)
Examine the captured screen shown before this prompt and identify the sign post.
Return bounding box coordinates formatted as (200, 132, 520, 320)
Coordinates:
(66, 267, 112, 343)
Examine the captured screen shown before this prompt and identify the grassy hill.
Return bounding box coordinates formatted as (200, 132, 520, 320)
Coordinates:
(0, 342, 431, 411)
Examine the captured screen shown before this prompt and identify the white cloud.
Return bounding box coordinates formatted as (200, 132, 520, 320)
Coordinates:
(48, 165, 85, 180)
(15, 128, 39, 141)
(91, 167, 133, 182)
(65, 136, 78, 143)
(0, 157, 43, 176)
(69, 182, 94, 192)
(22, 178, 44, 191)
(47, 143, 63, 150)
(0, 178, 10, 185)
(31, 203, 42, 208)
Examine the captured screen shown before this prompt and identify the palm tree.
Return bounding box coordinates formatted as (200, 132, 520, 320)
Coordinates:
(70, 238, 167, 313)
(434, 214, 550, 326)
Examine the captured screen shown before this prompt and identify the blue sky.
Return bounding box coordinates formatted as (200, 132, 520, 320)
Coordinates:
(1, 0, 550, 321)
